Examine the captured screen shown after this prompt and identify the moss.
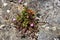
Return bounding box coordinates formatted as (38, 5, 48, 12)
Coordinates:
(13, 6, 38, 31)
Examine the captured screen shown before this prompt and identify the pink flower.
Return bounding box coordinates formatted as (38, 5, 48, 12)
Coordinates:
(30, 23, 34, 27)
(18, 0, 22, 3)
(12, 18, 16, 21)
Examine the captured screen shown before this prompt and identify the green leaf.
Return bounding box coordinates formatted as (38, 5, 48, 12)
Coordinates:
(17, 16, 20, 20)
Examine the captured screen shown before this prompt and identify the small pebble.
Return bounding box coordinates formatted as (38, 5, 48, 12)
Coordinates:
(52, 27, 56, 31)
(33, 38, 36, 40)
(53, 37, 59, 40)
(3, 3, 8, 6)
(35, 33, 39, 36)
(11, 23, 14, 25)
(45, 27, 49, 30)
(0, 25, 5, 28)
(49, 6, 53, 9)
(24, 2, 28, 6)
(7, 10, 10, 13)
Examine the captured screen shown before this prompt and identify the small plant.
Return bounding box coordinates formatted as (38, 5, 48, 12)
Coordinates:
(13, 6, 39, 40)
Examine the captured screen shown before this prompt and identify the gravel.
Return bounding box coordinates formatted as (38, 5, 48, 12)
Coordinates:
(0, 0, 60, 40)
